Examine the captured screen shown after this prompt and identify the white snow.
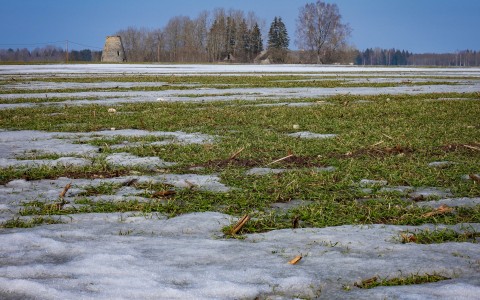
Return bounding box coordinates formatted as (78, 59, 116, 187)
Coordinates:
(416, 197, 480, 208)
(105, 152, 176, 170)
(0, 212, 479, 299)
(287, 131, 338, 139)
(246, 167, 287, 176)
(2, 63, 480, 76)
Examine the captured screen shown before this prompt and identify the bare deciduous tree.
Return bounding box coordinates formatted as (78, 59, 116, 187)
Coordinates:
(296, 1, 351, 64)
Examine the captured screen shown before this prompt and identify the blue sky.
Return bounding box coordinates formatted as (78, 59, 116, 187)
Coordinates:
(1, 0, 479, 53)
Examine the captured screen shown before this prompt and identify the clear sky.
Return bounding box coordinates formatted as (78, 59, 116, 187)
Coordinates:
(1, 0, 479, 53)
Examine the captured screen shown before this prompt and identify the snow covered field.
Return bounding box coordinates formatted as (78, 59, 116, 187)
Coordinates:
(2, 63, 480, 76)
(1, 64, 480, 299)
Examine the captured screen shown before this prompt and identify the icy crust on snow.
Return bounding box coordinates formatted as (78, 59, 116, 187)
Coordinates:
(0, 129, 215, 169)
(0, 212, 479, 299)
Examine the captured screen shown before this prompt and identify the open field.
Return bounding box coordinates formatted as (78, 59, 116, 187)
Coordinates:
(1, 64, 479, 299)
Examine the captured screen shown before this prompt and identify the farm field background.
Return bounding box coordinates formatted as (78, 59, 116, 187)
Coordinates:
(0, 64, 479, 299)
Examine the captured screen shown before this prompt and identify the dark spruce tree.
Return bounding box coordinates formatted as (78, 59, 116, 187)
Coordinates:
(250, 23, 264, 59)
(267, 17, 289, 63)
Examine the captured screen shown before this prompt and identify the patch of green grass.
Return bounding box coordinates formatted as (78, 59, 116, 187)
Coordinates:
(0, 216, 64, 228)
(400, 227, 480, 244)
(226, 200, 480, 235)
(354, 273, 450, 289)
(0, 163, 134, 185)
(13, 152, 66, 160)
(78, 182, 121, 196)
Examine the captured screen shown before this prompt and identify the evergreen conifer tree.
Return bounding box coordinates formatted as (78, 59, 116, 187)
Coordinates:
(267, 16, 289, 62)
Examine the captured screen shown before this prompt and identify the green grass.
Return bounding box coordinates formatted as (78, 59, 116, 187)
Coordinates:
(400, 227, 480, 244)
(354, 273, 450, 289)
(0, 216, 64, 228)
(1, 83, 479, 230)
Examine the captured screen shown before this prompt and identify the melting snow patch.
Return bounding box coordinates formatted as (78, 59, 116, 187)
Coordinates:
(105, 153, 176, 170)
(416, 197, 480, 208)
(0, 157, 90, 168)
(154, 174, 231, 192)
(428, 161, 454, 168)
(359, 179, 388, 187)
(270, 199, 314, 212)
(408, 187, 453, 199)
(313, 166, 336, 172)
(287, 131, 337, 139)
(379, 185, 415, 193)
(246, 167, 287, 176)
(0, 213, 479, 299)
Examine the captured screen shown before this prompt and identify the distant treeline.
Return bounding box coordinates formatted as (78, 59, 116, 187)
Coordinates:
(3, 45, 479, 67)
(0, 46, 101, 63)
(355, 48, 480, 66)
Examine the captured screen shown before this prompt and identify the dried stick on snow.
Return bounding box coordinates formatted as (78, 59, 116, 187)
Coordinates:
(59, 182, 72, 198)
(230, 214, 250, 235)
(288, 255, 303, 265)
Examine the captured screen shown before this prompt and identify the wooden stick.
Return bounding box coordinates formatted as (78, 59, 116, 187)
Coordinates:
(288, 255, 303, 265)
(463, 144, 480, 151)
(266, 154, 293, 166)
(59, 182, 72, 198)
(469, 174, 480, 183)
(370, 140, 384, 147)
(382, 133, 394, 140)
(229, 147, 245, 160)
(230, 214, 250, 235)
(184, 180, 196, 189)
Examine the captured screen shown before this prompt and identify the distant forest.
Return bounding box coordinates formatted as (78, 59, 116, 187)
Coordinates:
(1, 5, 479, 66)
(3, 46, 479, 67)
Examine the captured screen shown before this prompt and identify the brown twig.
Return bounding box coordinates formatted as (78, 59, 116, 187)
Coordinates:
(184, 180, 196, 190)
(469, 174, 480, 183)
(153, 190, 176, 198)
(370, 140, 384, 148)
(229, 147, 245, 160)
(122, 178, 138, 187)
(463, 144, 480, 151)
(230, 214, 250, 235)
(382, 133, 394, 140)
(266, 154, 294, 166)
(59, 182, 72, 198)
(292, 215, 300, 229)
(288, 255, 303, 265)
(422, 204, 453, 218)
(355, 276, 378, 288)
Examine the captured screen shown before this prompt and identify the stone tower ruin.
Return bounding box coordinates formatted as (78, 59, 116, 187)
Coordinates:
(101, 36, 126, 62)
